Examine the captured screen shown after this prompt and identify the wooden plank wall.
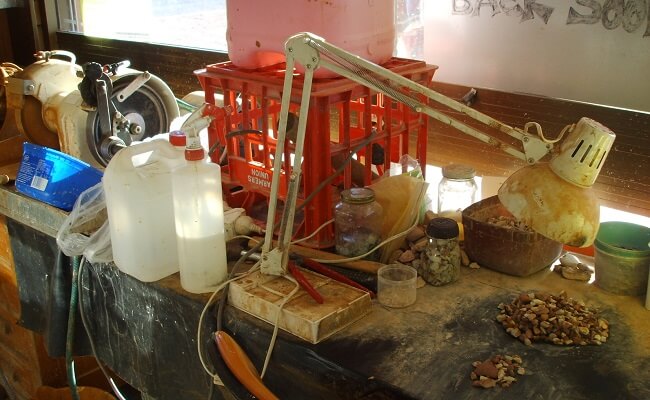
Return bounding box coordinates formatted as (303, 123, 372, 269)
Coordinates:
(423, 82, 650, 218)
(56, 32, 226, 97)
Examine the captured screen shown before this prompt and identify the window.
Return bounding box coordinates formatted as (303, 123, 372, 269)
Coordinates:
(55, 0, 422, 57)
(55, 0, 228, 51)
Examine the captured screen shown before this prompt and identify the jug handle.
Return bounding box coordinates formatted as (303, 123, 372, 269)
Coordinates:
(106, 139, 180, 173)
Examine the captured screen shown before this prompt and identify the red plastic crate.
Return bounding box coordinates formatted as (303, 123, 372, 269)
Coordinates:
(195, 58, 437, 248)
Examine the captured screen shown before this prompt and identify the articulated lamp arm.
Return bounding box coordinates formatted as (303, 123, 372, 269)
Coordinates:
(285, 33, 558, 164)
(259, 32, 597, 276)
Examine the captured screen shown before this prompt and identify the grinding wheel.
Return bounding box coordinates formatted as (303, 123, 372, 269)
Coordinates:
(86, 72, 179, 166)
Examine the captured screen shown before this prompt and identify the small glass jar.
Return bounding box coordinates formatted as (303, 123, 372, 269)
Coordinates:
(438, 164, 478, 222)
(335, 187, 383, 260)
(419, 217, 460, 286)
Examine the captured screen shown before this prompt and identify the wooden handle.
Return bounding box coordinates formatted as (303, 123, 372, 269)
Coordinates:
(215, 330, 279, 400)
(247, 237, 383, 274)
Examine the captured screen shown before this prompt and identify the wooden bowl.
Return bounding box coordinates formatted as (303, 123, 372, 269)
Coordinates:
(461, 196, 563, 277)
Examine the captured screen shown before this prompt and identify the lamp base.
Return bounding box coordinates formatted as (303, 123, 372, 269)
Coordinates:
(228, 268, 372, 344)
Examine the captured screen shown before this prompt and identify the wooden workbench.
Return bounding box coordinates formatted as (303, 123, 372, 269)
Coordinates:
(1, 184, 649, 400)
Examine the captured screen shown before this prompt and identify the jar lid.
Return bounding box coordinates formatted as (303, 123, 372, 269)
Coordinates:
(341, 187, 375, 204)
(426, 217, 459, 239)
(169, 130, 186, 147)
(442, 164, 476, 180)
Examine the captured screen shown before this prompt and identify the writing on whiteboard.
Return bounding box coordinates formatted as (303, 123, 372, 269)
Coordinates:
(452, 0, 650, 37)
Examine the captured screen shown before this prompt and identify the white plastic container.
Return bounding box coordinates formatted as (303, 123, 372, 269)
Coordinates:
(172, 146, 228, 293)
(103, 140, 183, 282)
(226, 0, 395, 77)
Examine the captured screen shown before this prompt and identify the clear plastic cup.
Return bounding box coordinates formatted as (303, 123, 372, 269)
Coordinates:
(377, 263, 417, 308)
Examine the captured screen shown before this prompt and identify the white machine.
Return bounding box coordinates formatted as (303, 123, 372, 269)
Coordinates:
(0, 50, 179, 168)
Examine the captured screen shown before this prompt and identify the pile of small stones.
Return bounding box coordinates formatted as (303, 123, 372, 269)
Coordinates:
(497, 291, 609, 346)
(470, 354, 525, 389)
(486, 215, 534, 232)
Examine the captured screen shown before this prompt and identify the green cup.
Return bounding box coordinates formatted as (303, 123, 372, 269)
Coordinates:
(594, 221, 650, 296)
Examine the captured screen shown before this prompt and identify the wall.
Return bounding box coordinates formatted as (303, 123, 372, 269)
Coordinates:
(422, 0, 650, 112)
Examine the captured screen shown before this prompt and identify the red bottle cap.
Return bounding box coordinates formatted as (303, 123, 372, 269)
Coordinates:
(185, 147, 205, 161)
(169, 131, 187, 147)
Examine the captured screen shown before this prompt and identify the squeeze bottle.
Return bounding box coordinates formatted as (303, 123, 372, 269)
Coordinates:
(172, 140, 227, 293)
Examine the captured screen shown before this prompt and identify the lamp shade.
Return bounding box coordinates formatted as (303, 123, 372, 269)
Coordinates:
(498, 163, 600, 247)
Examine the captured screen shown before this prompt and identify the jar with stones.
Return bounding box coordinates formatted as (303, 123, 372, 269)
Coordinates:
(335, 187, 383, 260)
(419, 217, 460, 286)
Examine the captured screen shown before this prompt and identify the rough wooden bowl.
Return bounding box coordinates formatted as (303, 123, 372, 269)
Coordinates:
(461, 196, 563, 277)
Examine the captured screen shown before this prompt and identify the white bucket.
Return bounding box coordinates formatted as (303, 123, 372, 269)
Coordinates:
(226, 0, 396, 77)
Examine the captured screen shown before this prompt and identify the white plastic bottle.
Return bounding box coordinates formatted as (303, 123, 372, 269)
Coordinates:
(103, 140, 183, 282)
(172, 141, 228, 293)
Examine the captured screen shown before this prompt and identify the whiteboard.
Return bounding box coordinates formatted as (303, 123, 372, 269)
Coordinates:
(418, 0, 650, 112)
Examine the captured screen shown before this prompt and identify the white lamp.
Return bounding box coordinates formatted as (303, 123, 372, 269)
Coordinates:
(499, 118, 615, 247)
(260, 32, 617, 275)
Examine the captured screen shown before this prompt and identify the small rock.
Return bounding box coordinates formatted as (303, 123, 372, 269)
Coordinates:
(559, 263, 592, 281)
(398, 250, 416, 263)
(474, 360, 499, 379)
(424, 210, 438, 225)
(406, 225, 426, 243)
(469, 262, 481, 269)
(460, 249, 470, 266)
(411, 237, 429, 252)
(388, 250, 403, 264)
(473, 378, 497, 389)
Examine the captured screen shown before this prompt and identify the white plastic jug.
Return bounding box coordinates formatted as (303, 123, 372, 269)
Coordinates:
(226, 0, 395, 77)
(103, 139, 183, 282)
(172, 146, 228, 293)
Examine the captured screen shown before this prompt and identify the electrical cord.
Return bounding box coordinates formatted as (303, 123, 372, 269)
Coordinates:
(258, 276, 299, 378)
(198, 237, 302, 399)
(197, 243, 264, 388)
(290, 219, 334, 245)
(311, 217, 420, 264)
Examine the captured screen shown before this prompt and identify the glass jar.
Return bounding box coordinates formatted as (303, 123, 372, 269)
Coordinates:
(335, 187, 383, 259)
(437, 164, 478, 222)
(419, 217, 460, 286)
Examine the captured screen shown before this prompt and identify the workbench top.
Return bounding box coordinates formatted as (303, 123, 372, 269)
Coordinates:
(321, 266, 650, 399)
(0, 184, 67, 237)
(1, 184, 648, 400)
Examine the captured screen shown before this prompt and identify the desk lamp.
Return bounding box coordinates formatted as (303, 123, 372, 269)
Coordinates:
(259, 32, 616, 276)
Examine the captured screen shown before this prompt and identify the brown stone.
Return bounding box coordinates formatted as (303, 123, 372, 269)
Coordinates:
(474, 360, 499, 379)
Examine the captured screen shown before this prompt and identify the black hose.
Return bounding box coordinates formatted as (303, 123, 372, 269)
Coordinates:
(66, 256, 81, 400)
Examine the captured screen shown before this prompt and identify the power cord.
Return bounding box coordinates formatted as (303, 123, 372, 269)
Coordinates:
(311, 217, 420, 264)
